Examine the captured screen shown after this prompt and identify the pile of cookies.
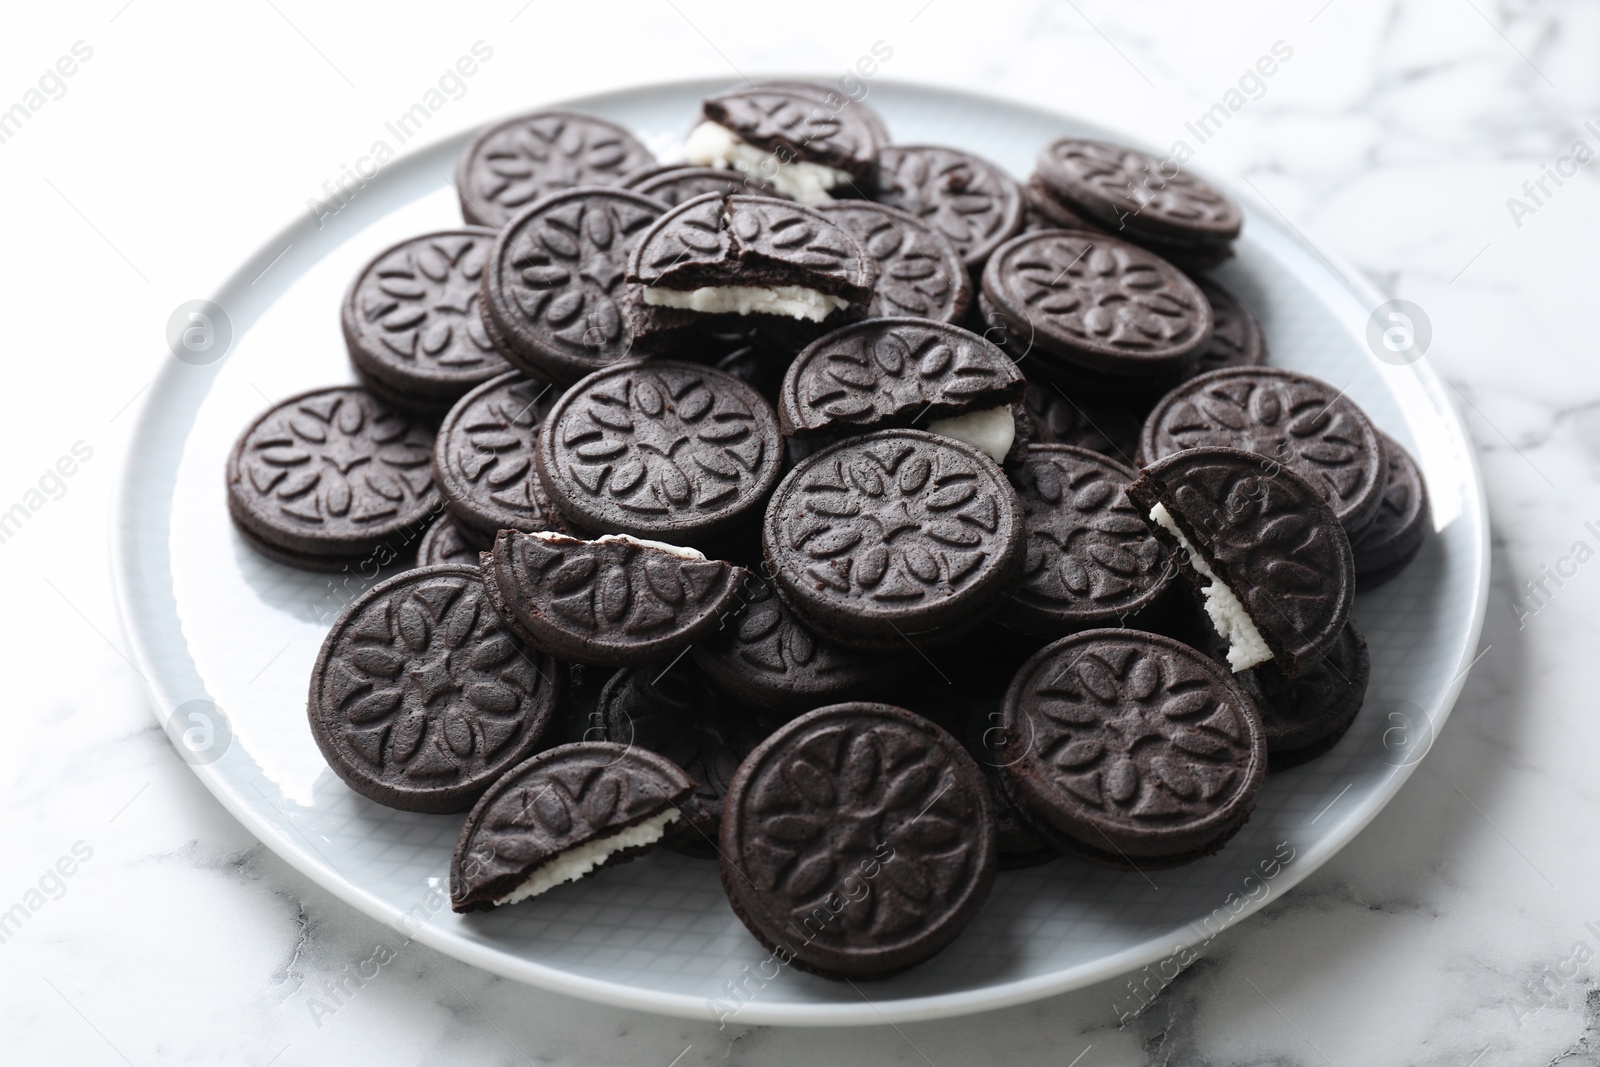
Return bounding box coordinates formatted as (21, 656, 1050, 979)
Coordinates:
(226, 83, 1430, 980)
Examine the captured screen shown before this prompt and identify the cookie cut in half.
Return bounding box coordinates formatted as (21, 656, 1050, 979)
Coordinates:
(778, 319, 1026, 464)
(450, 742, 694, 912)
(483, 529, 748, 666)
(684, 85, 880, 204)
(1128, 446, 1354, 677)
(625, 193, 874, 354)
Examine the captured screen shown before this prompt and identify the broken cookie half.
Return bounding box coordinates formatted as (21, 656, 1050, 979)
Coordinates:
(778, 318, 1029, 465)
(451, 743, 695, 913)
(1128, 446, 1354, 677)
(483, 530, 748, 667)
(683, 85, 881, 204)
(625, 192, 875, 356)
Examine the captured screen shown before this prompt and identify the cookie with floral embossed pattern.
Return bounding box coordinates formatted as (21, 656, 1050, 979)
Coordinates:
(812, 201, 971, 324)
(1138, 367, 1385, 536)
(1129, 446, 1355, 677)
(455, 111, 655, 229)
(691, 573, 911, 715)
(483, 529, 748, 666)
(625, 193, 874, 355)
(480, 188, 664, 386)
(227, 386, 440, 571)
(778, 320, 1024, 463)
(874, 145, 1025, 270)
(308, 565, 564, 813)
(450, 742, 694, 911)
(684, 86, 880, 203)
(536, 361, 782, 547)
(342, 229, 511, 415)
(1193, 276, 1267, 375)
(719, 702, 997, 979)
(1004, 445, 1174, 639)
(981, 230, 1213, 380)
(1033, 138, 1242, 256)
(762, 430, 1025, 649)
(433, 372, 573, 543)
(998, 628, 1267, 868)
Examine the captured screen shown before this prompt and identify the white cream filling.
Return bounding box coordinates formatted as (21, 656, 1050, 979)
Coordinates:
(494, 809, 679, 906)
(681, 121, 852, 204)
(642, 284, 849, 322)
(925, 405, 1016, 463)
(1149, 503, 1273, 673)
(527, 530, 705, 560)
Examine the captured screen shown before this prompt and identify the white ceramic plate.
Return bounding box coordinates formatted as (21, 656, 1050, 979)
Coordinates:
(112, 78, 1488, 1026)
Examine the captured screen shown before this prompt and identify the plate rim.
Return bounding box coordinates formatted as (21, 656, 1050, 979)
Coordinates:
(110, 75, 1491, 1026)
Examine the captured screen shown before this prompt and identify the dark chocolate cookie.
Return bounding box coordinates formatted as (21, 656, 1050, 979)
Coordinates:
(226, 386, 440, 571)
(778, 319, 1023, 438)
(623, 164, 782, 205)
(536, 361, 783, 546)
(1129, 446, 1356, 677)
(1005, 445, 1173, 639)
(432, 372, 571, 543)
(1239, 622, 1370, 771)
(1351, 433, 1429, 588)
(598, 663, 768, 853)
(625, 193, 875, 353)
(483, 529, 748, 666)
(450, 742, 693, 911)
(690, 572, 910, 715)
(762, 430, 1026, 649)
(455, 111, 655, 229)
(1138, 367, 1386, 536)
(699, 85, 880, 188)
(308, 565, 564, 813)
(480, 187, 664, 386)
(874, 145, 1025, 269)
(416, 515, 487, 567)
(1194, 276, 1267, 374)
(812, 200, 972, 323)
(1022, 379, 1144, 466)
(751, 80, 891, 147)
(981, 230, 1213, 378)
(718, 702, 997, 979)
(341, 229, 510, 414)
(1033, 139, 1242, 252)
(999, 628, 1267, 868)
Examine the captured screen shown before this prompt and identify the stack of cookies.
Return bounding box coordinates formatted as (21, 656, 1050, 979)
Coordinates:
(226, 83, 1429, 981)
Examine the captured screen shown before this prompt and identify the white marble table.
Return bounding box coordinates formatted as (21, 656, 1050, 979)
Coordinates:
(3, 1, 1595, 1062)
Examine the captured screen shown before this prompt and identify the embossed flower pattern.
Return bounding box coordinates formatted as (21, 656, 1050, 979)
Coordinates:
(557, 369, 769, 518)
(796, 325, 1014, 429)
(502, 195, 658, 360)
(1158, 378, 1372, 508)
(327, 576, 545, 779)
(240, 391, 434, 530)
(1005, 235, 1205, 352)
(744, 725, 973, 940)
(787, 440, 1000, 602)
(1014, 454, 1164, 612)
(353, 234, 501, 371)
(1048, 142, 1239, 229)
(876, 146, 1022, 261)
(1027, 645, 1249, 824)
(471, 115, 653, 221)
